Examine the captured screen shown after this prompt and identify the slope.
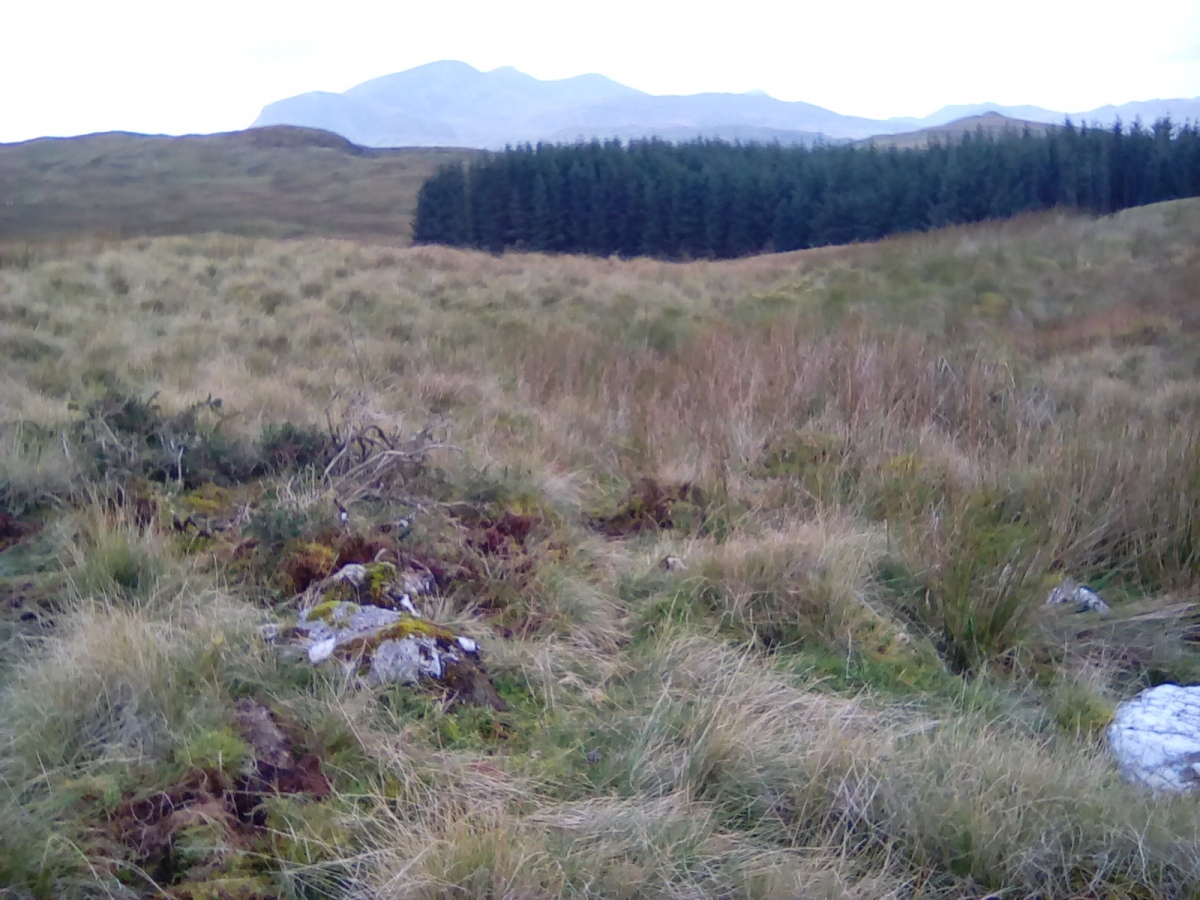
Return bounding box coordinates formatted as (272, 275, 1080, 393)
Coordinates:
(0, 126, 477, 244)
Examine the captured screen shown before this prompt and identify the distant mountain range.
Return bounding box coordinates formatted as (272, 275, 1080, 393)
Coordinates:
(251, 60, 1200, 149)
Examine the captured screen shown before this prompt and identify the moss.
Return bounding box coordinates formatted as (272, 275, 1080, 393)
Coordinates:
(305, 600, 360, 624)
(181, 482, 234, 517)
(781, 644, 959, 704)
(263, 795, 356, 868)
(280, 541, 337, 593)
(55, 772, 128, 815)
(173, 819, 246, 871)
(363, 560, 397, 603)
(317, 579, 358, 606)
(342, 616, 456, 655)
(174, 727, 250, 777)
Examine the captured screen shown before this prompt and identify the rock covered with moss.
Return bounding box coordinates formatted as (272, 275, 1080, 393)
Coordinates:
(289, 563, 503, 709)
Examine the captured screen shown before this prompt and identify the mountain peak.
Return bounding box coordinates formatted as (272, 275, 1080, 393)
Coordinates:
(250, 62, 1200, 150)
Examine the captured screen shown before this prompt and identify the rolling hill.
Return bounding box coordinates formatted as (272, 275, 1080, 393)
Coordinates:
(858, 111, 1058, 148)
(0, 126, 477, 244)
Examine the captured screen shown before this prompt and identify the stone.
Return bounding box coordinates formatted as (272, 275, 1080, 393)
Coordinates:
(233, 698, 294, 769)
(368, 637, 443, 685)
(401, 567, 436, 596)
(1046, 578, 1110, 614)
(284, 563, 500, 705)
(1108, 683, 1200, 792)
(333, 563, 367, 587)
(398, 593, 420, 616)
(456, 636, 478, 653)
(307, 636, 336, 664)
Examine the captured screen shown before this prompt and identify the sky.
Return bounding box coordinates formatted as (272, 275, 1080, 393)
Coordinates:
(3, 0, 1198, 143)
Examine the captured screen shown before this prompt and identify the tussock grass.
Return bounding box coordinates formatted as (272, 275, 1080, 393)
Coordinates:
(1, 199, 1199, 895)
(683, 517, 895, 651)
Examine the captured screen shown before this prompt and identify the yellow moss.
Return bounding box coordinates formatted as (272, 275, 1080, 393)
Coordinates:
(175, 727, 250, 776)
(378, 616, 455, 641)
(298, 541, 337, 570)
(339, 615, 456, 656)
(305, 600, 360, 623)
(181, 483, 234, 517)
(280, 541, 338, 593)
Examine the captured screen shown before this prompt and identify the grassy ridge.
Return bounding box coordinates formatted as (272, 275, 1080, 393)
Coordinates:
(0, 126, 476, 244)
(0, 200, 1198, 896)
(857, 112, 1057, 148)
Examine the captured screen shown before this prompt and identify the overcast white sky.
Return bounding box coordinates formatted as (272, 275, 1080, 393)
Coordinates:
(3, 0, 1198, 143)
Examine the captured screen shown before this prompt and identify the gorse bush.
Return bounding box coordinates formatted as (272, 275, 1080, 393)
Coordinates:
(259, 421, 336, 474)
(69, 389, 254, 487)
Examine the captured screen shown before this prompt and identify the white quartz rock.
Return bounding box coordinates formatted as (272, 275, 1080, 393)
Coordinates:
(1046, 578, 1110, 614)
(307, 636, 337, 665)
(1108, 684, 1200, 792)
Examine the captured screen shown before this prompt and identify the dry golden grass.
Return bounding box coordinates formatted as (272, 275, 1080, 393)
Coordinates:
(1, 198, 1199, 896)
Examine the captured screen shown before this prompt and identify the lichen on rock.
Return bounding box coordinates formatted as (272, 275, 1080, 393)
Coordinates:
(304, 599, 362, 625)
(288, 562, 503, 708)
(368, 636, 445, 685)
(298, 559, 420, 612)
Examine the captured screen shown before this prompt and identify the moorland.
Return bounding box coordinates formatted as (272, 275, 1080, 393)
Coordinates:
(0, 127, 1199, 898)
(0, 126, 475, 244)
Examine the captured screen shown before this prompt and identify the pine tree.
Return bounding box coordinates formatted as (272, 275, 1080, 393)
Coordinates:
(529, 172, 556, 252)
(413, 126, 1200, 259)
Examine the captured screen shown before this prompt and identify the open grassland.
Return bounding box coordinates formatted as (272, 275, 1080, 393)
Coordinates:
(0, 199, 1199, 897)
(0, 126, 476, 245)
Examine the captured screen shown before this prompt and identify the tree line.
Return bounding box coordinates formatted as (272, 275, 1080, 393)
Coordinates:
(413, 119, 1200, 259)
